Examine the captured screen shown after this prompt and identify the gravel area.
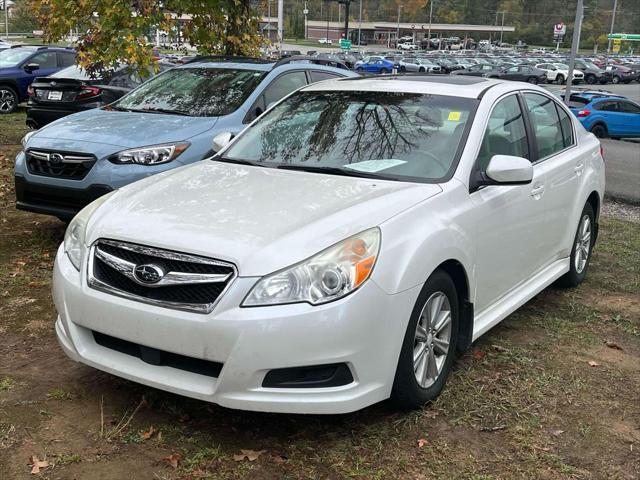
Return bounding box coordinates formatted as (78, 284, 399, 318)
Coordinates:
(601, 199, 640, 223)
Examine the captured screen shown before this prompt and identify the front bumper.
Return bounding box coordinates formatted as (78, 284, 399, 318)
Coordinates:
(53, 245, 419, 414)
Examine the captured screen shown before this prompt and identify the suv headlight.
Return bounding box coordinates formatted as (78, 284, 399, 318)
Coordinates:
(108, 142, 189, 165)
(21, 131, 35, 149)
(64, 191, 116, 270)
(243, 228, 381, 307)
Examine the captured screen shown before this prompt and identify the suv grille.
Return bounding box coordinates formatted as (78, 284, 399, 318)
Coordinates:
(26, 149, 96, 180)
(88, 239, 237, 314)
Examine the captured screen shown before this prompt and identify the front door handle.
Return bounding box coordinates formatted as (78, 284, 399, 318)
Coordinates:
(531, 184, 545, 197)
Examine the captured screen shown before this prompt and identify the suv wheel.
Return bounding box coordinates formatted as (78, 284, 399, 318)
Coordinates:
(612, 75, 620, 84)
(558, 203, 595, 287)
(391, 270, 459, 409)
(585, 74, 596, 84)
(556, 74, 565, 84)
(591, 124, 608, 138)
(0, 86, 18, 114)
(527, 77, 538, 84)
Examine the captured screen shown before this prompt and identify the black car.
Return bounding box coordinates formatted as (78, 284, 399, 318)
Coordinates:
(26, 63, 174, 128)
(573, 59, 611, 85)
(483, 64, 548, 84)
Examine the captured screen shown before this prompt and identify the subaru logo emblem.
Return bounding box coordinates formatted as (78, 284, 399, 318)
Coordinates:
(49, 153, 64, 165)
(133, 264, 164, 284)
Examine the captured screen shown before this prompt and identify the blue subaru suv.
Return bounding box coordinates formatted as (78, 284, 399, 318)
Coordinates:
(15, 56, 357, 220)
(0, 46, 76, 113)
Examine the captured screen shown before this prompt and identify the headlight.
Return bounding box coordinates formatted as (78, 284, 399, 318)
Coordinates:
(243, 228, 381, 307)
(21, 131, 35, 149)
(108, 142, 189, 165)
(64, 191, 117, 270)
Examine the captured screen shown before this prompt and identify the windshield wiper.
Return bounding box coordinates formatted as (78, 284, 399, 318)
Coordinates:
(213, 157, 264, 167)
(276, 164, 385, 180)
(135, 107, 192, 116)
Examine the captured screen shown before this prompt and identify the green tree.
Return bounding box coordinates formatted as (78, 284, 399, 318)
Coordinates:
(32, 0, 265, 77)
(9, 0, 39, 33)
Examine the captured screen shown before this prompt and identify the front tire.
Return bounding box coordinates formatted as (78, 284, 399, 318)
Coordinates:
(391, 270, 459, 410)
(380, 68, 390, 74)
(556, 74, 565, 84)
(0, 86, 18, 114)
(585, 74, 596, 84)
(612, 75, 620, 84)
(527, 76, 539, 84)
(558, 203, 595, 287)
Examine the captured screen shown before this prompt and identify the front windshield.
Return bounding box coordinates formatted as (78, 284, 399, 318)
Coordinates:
(222, 91, 478, 182)
(0, 48, 33, 68)
(554, 63, 569, 70)
(115, 67, 267, 117)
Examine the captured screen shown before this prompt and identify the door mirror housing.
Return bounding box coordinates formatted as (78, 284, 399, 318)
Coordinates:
(212, 132, 233, 153)
(484, 155, 533, 185)
(24, 63, 40, 73)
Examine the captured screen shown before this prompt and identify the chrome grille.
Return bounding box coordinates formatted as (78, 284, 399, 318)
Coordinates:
(26, 149, 96, 180)
(88, 239, 237, 314)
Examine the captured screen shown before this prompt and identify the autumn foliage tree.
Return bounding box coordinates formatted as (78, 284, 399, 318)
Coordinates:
(32, 0, 265, 76)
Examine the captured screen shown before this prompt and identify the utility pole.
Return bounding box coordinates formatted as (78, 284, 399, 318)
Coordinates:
(303, 1, 309, 40)
(427, 0, 434, 49)
(606, 0, 618, 65)
(4, 0, 8, 39)
(396, 3, 402, 47)
(499, 11, 505, 44)
(326, 0, 330, 43)
(564, 0, 584, 107)
(358, 0, 362, 46)
(267, 0, 271, 42)
(277, 0, 283, 49)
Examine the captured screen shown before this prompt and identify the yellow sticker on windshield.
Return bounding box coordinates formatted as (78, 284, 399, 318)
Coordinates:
(448, 111, 461, 121)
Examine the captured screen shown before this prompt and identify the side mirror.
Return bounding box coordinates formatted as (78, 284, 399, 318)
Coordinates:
(212, 132, 233, 153)
(485, 155, 533, 185)
(24, 63, 40, 73)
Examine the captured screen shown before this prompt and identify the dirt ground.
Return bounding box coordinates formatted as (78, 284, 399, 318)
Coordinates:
(1, 111, 639, 480)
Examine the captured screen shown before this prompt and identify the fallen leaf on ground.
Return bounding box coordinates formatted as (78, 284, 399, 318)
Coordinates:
(605, 341, 623, 350)
(472, 349, 485, 360)
(271, 454, 287, 464)
(551, 429, 565, 437)
(492, 344, 509, 353)
(162, 453, 181, 469)
(29, 455, 49, 474)
(233, 449, 266, 462)
(142, 425, 156, 440)
(480, 425, 507, 432)
(417, 438, 428, 448)
(588, 360, 599, 367)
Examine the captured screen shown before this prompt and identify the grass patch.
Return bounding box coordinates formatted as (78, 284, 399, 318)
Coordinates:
(0, 376, 16, 391)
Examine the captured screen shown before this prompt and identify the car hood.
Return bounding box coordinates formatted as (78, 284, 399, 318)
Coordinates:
(87, 161, 442, 276)
(33, 108, 218, 149)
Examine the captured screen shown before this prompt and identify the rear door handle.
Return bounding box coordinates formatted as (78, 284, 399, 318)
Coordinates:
(531, 184, 545, 197)
(575, 163, 585, 175)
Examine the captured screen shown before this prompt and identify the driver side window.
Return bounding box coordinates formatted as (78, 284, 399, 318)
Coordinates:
(477, 95, 529, 172)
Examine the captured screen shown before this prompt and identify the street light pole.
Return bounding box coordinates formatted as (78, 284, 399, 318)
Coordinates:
(606, 0, 618, 54)
(499, 11, 505, 44)
(358, 0, 362, 46)
(396, 3, 402, 47)
(277, 0, 283, 49)
(5, 0, 9, 39)
(564, 0, 584, 107)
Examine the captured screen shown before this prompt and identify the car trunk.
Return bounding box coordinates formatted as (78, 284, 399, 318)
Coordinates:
(30, 77, 104, 104)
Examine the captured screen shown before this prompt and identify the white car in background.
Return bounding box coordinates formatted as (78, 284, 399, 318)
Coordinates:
(318, 38, 333, 45)
(53, 76, 604, 414)
(398, 43, 419, 51)
(536, 63, 584, 84)
(399, 57, 442, 73)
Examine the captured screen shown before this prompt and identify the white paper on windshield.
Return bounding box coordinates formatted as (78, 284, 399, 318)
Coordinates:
(344, 159, 407, 173)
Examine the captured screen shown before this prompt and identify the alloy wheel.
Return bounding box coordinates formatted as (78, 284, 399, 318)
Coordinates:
(413, 291, 452, 389)
(574, 214, 591, 274)
(0, 89, 16, 113)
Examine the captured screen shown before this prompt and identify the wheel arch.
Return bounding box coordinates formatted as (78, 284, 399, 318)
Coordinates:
(436, 259, 474, 353)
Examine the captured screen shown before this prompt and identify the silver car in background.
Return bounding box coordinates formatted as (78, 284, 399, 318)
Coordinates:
(399, 57, 442, 73)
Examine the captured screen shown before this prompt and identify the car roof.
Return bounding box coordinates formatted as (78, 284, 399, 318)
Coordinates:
(302, 75, 502, 98)
(177, 56, 351, 73)
(8, 45, 74, 52)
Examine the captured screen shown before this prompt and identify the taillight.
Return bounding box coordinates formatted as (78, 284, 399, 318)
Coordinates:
(76, 86, 101, 100)
(27, 85, 35, 97)
(577, 109, 591, 117)
(600, 145, 605, 160)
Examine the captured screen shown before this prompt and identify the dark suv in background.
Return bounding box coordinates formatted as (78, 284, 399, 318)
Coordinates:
(0, 46, 76, 113)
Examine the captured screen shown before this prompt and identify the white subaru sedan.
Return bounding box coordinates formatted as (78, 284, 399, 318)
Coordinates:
(53, 76, 605, 414)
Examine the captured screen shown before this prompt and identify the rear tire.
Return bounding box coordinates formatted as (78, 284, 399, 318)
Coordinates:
(0, 86, 18, 114)
(558, 203, 595, 288)
(612, 75, 620, 84)
(380, 68, 390, 74)
(591, 124, 608, 139)
(390, 270, 459, 410)
(527, 76, 539, 84)
(556, 74, 565, 84)
(585, 74, 596, 84)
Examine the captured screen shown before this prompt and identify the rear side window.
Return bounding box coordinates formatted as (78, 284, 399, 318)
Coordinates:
(594, 101, 618, 112)
(555, 105, 575, 149)
(620, 101, 640, 114)
(477, 94, 529, 172)
(524, 93, 565, 159)
(309, 71, 342, 82)
(57, 52, 75, 68)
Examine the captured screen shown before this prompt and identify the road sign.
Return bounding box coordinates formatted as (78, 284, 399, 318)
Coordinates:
(339, 38, 352, 50)
(613, 38, 621, 53)
(607, 33, 640, 41)
(554, 22, 566, 36)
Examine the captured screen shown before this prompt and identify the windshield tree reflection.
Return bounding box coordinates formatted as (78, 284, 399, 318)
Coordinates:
(115, 68, 267, 117)
(223, 91, 477, 182)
